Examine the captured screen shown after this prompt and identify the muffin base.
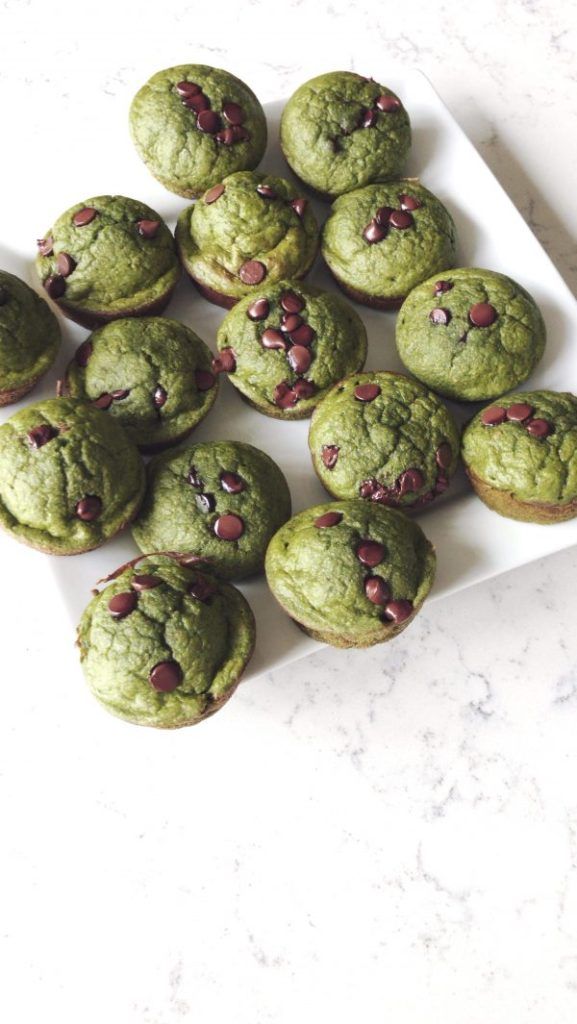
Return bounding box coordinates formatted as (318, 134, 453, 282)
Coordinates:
(328, 269, 405, 311)
(291, 605, 422, 648)
(466, 466, 577, 525)
(51, 279, 179, 331)
(0, 375, 42, 407)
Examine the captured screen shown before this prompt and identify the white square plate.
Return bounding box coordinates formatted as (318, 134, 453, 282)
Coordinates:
(2, 69, 576, 681)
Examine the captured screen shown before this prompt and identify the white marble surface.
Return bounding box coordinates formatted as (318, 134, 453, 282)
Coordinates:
(1, 1, 577, 1021)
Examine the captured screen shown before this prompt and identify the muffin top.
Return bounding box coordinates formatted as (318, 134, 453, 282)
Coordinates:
(63, 317, 219, 452)
(78, 554, 256, 729)
(322, 180, 456, 302)
(462, 390, 577, 505)
(396, 268, 546, 401)
(216, 280, 367, 418)
(175, 171, 319, 303)
(280, 71, 411, 198)
(265, 499, 436, 643)
(129, 64, 267, 198)
(132, 440, 292, 580)
(309, 371, 460, 510)
(36, 195, 180, 318)
(0, 270, 60, 393)
(0, 397, 145, 553)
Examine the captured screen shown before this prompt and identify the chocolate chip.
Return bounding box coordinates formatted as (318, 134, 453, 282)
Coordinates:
(293, 379, 316, 400)
(75, 495, 102, 521)
(321, 445, 340, 469)
(137, 219, 160, 238)
(220, 471, 245, 494)
(149, 660, 183, 692)
(256, 184, 277, 199)
(197, 109, 221, 134)
(526, 418, 553, 438)
(183, 91, 210, 112)
(204, 183, 225, 204)
(375, 206, 394, 226)
(231, 125, 249, 143)
(131, 574, 162, 591)
(27, 424, 57, 449)
(75, 340, 92, 367)
(239, 260, 266, 285)
(370, 484, 391, 504)
(376, 94, 401, 112)
(175, 81, 201, 97)
(399, 194, 422, 211)
(195, 369, 216, 391)
(188, 576, 216, 602)
(247, 297, 269, 320)
(214, 513, 244, 540)
(93, 393, 113, 410)
(354, 383, 381, 402)
(429, 307, 451, 325)
(356, 540, 385, 567)
(435, 442, 452, 469)
(434, 474, 449, 494)
(196, 492, 216, 514)
(506, 403, 534, 422)
(469, 302, 498, 327)
(434, 280, 453, 295)
(73, 207, 97, 227)
(153, 384, 167, 408)
(111, 389, 130, 401)
(359, 478, 378, 498)
(389, 210, 413, 229)
(222, 101, 245, 125)
(383, 599, 413, 624)
(187, 465, 203, 489)
(108, 591, 138, 619)
(398, 468, 424, 495)
(481, 406, 507, 426)
(364, 576, 391, 606)
(281, 313, 302, 333)
(273, 382, 297, 408)
(213, 347, 236, 373)
(44, 275, 65, 299)
(290, 198, 307, 217)
(37, 236, 53, 256)
(215, 127, 235, 145)
(363, 219, 387, 244)
(289, 323, 315, 347)
(261, 328, 287, 351)
(54, 252, 76, 278)
(288, 345, 312, 375)
(280, 290, 305, 314)
(361, 108, 377, 128)
(314, 511, 343, 528)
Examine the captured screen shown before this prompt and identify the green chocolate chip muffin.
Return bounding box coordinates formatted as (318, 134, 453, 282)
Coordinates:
(175, 171, 319, 309)
(35, 195, 180, 329)
(322, 180, 456, 310)
(396, 268, 546, 402)
(280, 71, 411, 199)
(61, 317, 219, 453)
(265, 499, 436, 648)
(215, 280, 367, 418)
(129, 64, 267, 199)
(461, 390, 577, 524)
(132, 440, 292, 579)
(0, 270, 61, 406)
(0, 397, 145, 554)
(309, 371, 460, 510)
(78, 553, 256, 728)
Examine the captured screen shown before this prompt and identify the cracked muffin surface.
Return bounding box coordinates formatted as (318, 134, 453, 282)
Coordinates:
(77, 554, 256, 728)
(396, 268, 546, 401)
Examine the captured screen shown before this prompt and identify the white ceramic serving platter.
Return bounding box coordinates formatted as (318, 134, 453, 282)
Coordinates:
(1, 69, 576, 682)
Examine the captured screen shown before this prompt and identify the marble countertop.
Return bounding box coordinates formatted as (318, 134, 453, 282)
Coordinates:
(1, 1, 577, 1021)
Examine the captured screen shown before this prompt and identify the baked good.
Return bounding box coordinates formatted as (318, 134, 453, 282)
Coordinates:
(215, 280, 367, 418)
(309, 371, 460, 509)
(0, 269, 60, 405)
(265, 499, 435, 648)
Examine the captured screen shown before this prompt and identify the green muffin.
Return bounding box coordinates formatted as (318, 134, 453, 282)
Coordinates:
(0, 397, 145, 554)
(280, 71, 411, 199)
(175, 171, 319, 308)
(322, 180, 456, 310)
(61, 317, 219, 453)
(309, 371, 460, 510)
(215, 280, 367, 418)
(265, 499, 435, 648)
(36, 195, 180, 329)
(396, 268, 546, 401)
(461, 390, 577, 524)
(78, 553, 256, 729)
(129, 64, 267, 198)
(132, 440, 292, 579)
(0, 270, 61, 405)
